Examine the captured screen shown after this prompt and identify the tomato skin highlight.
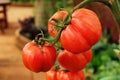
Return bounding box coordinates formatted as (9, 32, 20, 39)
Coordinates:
(22, 42, 56, 73)
(46, 69, 85, 80)
(58, 50, 92, 72)
(48, 8, 102, 53)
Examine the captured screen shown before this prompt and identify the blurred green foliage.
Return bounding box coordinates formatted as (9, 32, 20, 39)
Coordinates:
(11, 0, 34, 3)
(93, 60, 120, 80)
(85, 34, 120, 80)
(42, 0, 73, 26)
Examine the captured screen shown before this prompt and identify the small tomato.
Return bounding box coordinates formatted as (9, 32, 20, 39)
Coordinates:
(48, 11, 68, 37)
(22, 42, 56, 72)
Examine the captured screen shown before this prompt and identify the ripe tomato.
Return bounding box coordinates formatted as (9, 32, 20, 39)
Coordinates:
(46, 69, 84, 80)
(48, 8, 102, 53)
(48, 10, 68, 37)
(58, 50, 92, 72)
(22, 42, 56, 73)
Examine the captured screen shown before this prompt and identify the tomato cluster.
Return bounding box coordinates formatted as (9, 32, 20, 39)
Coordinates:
(48, 8, 102, 53)
(22, 8, 102, 80)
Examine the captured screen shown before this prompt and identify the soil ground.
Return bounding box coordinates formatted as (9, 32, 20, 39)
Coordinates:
(0, 5, 46, 80)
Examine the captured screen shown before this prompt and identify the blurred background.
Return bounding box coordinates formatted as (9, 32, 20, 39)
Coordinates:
(0, 0, 119, 80)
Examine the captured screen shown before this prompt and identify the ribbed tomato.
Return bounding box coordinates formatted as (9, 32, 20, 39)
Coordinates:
(22, 42, 56, 73)
(46, 69, 84, 80)
(58, 50, 92, 72)
(48, 8, 102, 53)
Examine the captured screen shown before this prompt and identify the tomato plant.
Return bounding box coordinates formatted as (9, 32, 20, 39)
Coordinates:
(48, 8, 102, 53)
(22, 42, 56, 73)
(46, 69, 84, 80)
(58, 50, 92, 72)
(21, 0, 120, 80)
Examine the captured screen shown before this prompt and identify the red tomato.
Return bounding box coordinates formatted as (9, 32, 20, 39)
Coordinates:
(48, 10, 68, 37)
(48, 8, 102, 53)
(22, 42, 56, 73)
(58, 50, 92, 72)
(46, 69, 84, 80)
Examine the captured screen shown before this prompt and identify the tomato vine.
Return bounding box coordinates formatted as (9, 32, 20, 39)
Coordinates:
(22, 1, 120, 79)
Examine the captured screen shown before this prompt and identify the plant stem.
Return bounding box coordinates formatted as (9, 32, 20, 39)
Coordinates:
(73, 0, 94, 11)
(40, 28, 63, 46)
(73, 0, 111, 11)
(51, 28, 63, 45)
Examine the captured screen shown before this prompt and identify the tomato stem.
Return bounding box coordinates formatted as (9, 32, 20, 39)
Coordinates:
(54, 65, 60, 71)
(73, 0, 111, 11)
(36, 28, 63, 46)
(34, 31, 45, 46)
(60, 68, 69, 72)
(51, 28, 63, 45)
(63, 12, 71, 25)
(73, 0, 94, 11)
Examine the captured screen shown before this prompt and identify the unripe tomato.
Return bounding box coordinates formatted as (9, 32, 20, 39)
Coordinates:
(46, 69, 84, 80)
(48, 8, 102, 53)
(22, 42, 56, 73)
(58, 50, 92, 72)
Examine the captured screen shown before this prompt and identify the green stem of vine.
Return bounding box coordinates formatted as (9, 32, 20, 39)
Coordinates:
(73, 0, 94, 11)
(51, 28, 63, 45)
